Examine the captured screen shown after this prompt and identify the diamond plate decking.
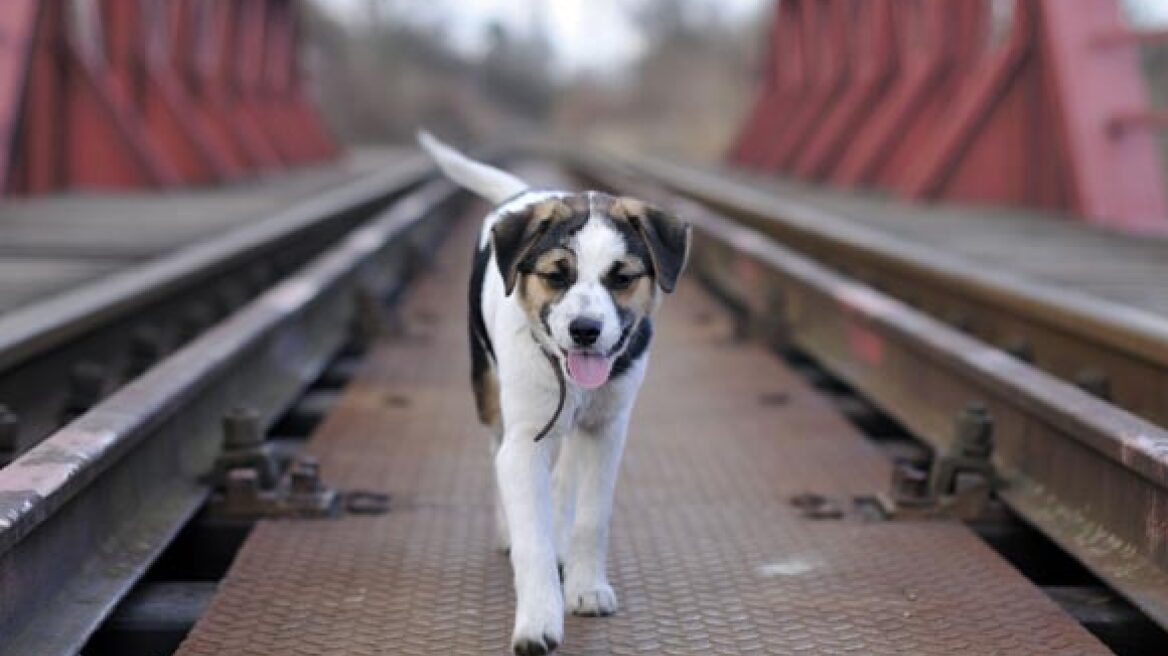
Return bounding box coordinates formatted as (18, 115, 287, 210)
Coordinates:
(175, 213, 1107, 655)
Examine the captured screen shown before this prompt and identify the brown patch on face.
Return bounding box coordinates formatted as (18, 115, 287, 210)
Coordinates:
(608, 196, 648, 222)
(491, 197, 578, 295)
(517, 248, 576, 335)
(531, 198, 573, 223)
(613, 268, 657, 319)
(607, 250, 663, 343)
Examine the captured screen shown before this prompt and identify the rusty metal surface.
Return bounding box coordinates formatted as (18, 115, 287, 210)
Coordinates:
(575, 162, 1168, 633)
(177, 216, 1105, 655)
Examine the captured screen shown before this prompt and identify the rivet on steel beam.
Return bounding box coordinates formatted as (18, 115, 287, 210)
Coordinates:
(1002, 337, 1033, 363)
(891, 461, 932, 506)
(954, 403, 994, 459)
(215, 406, 279, 489)
(126, 325, 166, 378)
(222, 406, 264, 450)
(289, 456, 323, 494)
(0, 405, 21, 464)
(224, 468, 262, 505)
(62, 362, 107, 422)
(1074, 368, 1111, 401)
(931, 402, 998, 498)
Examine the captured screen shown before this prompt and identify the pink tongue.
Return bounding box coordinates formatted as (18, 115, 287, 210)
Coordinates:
(566, 352, 613, 390)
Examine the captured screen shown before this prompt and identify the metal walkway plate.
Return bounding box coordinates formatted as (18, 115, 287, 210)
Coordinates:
(176, 216, 1106, 655)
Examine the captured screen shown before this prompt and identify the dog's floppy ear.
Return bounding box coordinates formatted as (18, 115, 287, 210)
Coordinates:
(490, 200, 571, 295)
(616, 198, 691, 293)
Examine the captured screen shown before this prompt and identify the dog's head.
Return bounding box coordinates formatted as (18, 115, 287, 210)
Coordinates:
(493, 192, 691, 389)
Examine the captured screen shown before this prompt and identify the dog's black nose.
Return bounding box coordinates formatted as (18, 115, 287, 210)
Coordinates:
(569, 317, 602, 346)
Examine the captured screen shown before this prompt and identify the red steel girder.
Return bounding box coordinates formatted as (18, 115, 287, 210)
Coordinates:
(0, 1, 40, 190)
(831, 1, 953, 187)
(730, 0, 1168, 233)
(757, 0, 852, 172)
(1029, 0, 1168, 232)
(793, 0, 897, 180)
(736, 0, 810, 167)
(2, 0, 336, 196)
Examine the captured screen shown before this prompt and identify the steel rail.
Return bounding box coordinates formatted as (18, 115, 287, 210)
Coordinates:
(572, 162, 1168, 631)
(0, 154, 435, 463)
(587, 151, 1168, 431)
(0, 178, 463, 656)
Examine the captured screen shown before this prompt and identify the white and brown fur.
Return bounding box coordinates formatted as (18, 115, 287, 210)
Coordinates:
(419, 132, 690, 656)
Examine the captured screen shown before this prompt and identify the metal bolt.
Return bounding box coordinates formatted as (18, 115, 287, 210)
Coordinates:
(222, 407, 263, 450)
(289, 456, 322, 494)
(954, 402, 993, 459)
(891, 461, 931, 503)
(225, 468, 261, 503)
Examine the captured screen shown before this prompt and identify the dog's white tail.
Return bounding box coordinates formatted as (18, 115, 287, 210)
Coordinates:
(417, 131, 528, 206)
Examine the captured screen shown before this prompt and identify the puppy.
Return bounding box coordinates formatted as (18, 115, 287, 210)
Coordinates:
(419, 132, 690, 655)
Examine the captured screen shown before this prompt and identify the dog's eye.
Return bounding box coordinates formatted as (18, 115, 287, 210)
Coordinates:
(541, 270, 571, 290)
(606, 273, 637, 291)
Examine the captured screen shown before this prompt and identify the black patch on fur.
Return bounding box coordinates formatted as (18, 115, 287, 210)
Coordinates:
(514, 212, 590, 277)
(612, 318, 652, 379)
(469, 244, 494, 385)
(491, 208, 541, 295)
(632, 207, 689, 293)
(606, 218, 654, 275)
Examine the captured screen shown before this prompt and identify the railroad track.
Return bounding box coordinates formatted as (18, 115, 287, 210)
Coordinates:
(1, 152, 1166, 654)
(0, 155, 438, 464)
(0, 156, 466, 654)
(567, 151, 1168, 636)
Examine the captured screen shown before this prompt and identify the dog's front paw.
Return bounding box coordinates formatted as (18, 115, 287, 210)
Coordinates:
(512, 634, 559, 656)
(511, 605, 563, 655)
(565, 581, 618, 617)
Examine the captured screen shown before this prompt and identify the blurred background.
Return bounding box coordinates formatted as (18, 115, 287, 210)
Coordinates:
(300, 0, 1168, 165)
(301, 0, 765, 162)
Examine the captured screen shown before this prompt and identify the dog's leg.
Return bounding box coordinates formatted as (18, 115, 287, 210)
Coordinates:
(497, 425, 563, 655)
(490, 426, 510, 553)
(563, 413, 630, 617)
(551, 435, 579, 572)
